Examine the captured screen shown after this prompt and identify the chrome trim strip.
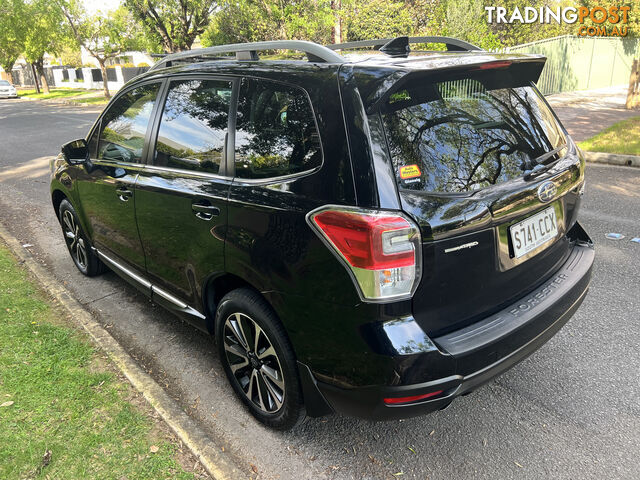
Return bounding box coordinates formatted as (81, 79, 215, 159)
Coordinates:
(142, 163, 321, 185)
(152, 286, 188, 309)
(97, 250, 151, 289)
(141, 164, 231, 181)
(231, 166, 321, 185)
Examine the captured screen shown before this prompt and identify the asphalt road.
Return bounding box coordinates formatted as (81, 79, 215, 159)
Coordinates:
(1, 98, 639, 479)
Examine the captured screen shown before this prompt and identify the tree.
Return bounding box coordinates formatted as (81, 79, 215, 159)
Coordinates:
(22, 0, 68, 94)
(483, 0, 573, 48)
(58, 45, 82, 67)
(0, 0, 26, 74)
(202, 0, 334, 47)
(343, 0, 414, 42)
(431, 0, 502, 50)
(125, 0, 217, 53)
(62, 3, 146, 98)
(0, 0, 66, 92)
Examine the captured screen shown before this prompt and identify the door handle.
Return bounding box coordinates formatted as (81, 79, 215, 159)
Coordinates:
(192, 202, 220, 221)
(116, 187, 133, 202)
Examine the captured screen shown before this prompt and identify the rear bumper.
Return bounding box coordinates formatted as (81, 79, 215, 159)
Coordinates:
(309, 234, 594, 420)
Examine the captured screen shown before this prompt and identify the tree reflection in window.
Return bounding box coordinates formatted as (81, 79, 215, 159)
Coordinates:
(382, 79, 566, 193)
(235, 79, 322, 180)
(98, 84, 160, 164)
(155, 79, 232, 174)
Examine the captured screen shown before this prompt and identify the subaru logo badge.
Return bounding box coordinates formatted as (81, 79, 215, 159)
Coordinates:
(537, 181, 557, 203)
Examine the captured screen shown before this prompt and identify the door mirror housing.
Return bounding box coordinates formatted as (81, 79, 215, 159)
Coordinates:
(62, 139, 89, 165)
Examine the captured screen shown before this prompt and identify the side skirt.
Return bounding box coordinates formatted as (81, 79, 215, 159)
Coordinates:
(95, 248, 208, 332)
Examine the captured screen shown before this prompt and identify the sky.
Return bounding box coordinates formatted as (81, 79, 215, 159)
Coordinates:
(84, 0, 121, 14)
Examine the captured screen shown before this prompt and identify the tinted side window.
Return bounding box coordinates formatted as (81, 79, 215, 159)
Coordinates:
(155, 79, 232, 174)
(98, 83, 160, 163)
(235, 79, 321, 179)
(87, 123, 99, 158)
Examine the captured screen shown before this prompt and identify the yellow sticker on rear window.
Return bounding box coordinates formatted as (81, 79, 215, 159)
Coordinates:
(399, 164, 421, 179)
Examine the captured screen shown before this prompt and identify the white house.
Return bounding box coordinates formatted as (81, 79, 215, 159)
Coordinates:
(79, 46, 155, 67)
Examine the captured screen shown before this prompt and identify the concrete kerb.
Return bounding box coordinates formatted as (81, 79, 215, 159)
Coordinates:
(0, 225, 246, 480)
(584, 151, 640, 168)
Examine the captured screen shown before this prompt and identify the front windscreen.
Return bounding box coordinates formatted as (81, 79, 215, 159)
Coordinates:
(380, 75, 567, 193)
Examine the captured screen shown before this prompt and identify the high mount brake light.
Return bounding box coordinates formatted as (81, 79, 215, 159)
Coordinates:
(472, 60, 513, 70)
(307, 206, 422, 302)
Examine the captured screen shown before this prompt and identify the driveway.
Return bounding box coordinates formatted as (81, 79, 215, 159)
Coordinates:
(547, 85, 639, 142)
(1, 98, 639, 479)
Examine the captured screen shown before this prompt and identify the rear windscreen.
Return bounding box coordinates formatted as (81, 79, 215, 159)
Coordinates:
(380, 76, 567, 193)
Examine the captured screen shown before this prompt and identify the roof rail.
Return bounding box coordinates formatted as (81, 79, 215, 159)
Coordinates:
(328, 36, 483, 55)
(149, 40, 345, 71)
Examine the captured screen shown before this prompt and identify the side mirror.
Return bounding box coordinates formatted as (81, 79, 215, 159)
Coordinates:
(61, 138, 89, 165)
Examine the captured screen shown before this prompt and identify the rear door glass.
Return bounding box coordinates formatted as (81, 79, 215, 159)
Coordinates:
(381, 77, 566, 193)
(154, 79, 232, 174)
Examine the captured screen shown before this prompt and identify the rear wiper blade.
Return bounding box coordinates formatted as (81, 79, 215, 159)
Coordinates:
(473, 120, 506, 130)
(523, 145, 567, 179)
(531, 145, 566, 166)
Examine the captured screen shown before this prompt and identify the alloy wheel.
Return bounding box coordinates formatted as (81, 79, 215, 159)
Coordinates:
(223, 312, 285, 414)
(62, 210, 88, 269)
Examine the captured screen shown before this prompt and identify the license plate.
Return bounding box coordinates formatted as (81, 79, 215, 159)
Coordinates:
(510, 207, 558, 258)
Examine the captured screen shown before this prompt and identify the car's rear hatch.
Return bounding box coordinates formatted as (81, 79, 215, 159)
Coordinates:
(368, 55, 585, 336)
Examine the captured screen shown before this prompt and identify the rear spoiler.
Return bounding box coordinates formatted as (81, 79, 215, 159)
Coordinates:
(362, 55, 547, 114)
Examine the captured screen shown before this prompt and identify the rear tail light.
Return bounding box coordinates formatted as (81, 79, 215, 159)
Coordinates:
(306, 205, 422, 302)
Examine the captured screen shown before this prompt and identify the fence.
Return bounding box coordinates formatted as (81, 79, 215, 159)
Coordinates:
(10, 65, 150, 91)
(505, 35, 640, 95)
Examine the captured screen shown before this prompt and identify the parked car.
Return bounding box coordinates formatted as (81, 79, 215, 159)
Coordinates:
(50, 37, 594, 430)
(0, 79, 18, 98)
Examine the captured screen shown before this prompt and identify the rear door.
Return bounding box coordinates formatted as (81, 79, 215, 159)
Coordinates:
(78, 81, 161, 276)
(135, 76, 234, 312)
(225, 77, 325, 295)
(377, 67, 585, 335)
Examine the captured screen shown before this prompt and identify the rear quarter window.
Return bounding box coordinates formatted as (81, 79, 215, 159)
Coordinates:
(381, 77, 566, 193)
(234, 79, 322, 180)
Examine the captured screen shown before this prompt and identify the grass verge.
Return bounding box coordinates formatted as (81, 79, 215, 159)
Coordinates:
(0, 245, 203, 479)
(578, 116, 640, 156)
(69, 95, 109, 105)
(18, 88, 109, 105)
(18, 88, 90, 100)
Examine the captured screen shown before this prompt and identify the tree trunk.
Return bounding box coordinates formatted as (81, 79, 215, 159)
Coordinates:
(35, 58, 50, 94)
(331, 0, 342, 44)
(98, 59, 110, 99)
(30, 63, 40, 94)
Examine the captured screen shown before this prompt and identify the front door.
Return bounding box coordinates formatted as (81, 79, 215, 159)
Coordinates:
(135, 77, 233, 311)
(77, 82, 162, 275)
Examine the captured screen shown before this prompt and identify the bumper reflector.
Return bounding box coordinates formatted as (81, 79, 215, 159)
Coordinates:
(383, 390, 444, 405)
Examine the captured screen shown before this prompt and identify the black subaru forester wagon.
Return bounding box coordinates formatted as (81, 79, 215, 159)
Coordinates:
(51, 36, 594, 430)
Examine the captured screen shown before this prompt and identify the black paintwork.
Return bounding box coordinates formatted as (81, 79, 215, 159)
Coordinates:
(51, 51, 594, 419)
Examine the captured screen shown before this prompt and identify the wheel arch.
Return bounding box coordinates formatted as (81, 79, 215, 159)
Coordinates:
(203, 273, 265, 333)
(51, 189, 68, 220)
(202, 273, 292, 349)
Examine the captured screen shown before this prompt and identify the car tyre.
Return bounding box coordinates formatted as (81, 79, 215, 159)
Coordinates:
(59, 199, 105, 276)
(215, 288, 306, 430)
